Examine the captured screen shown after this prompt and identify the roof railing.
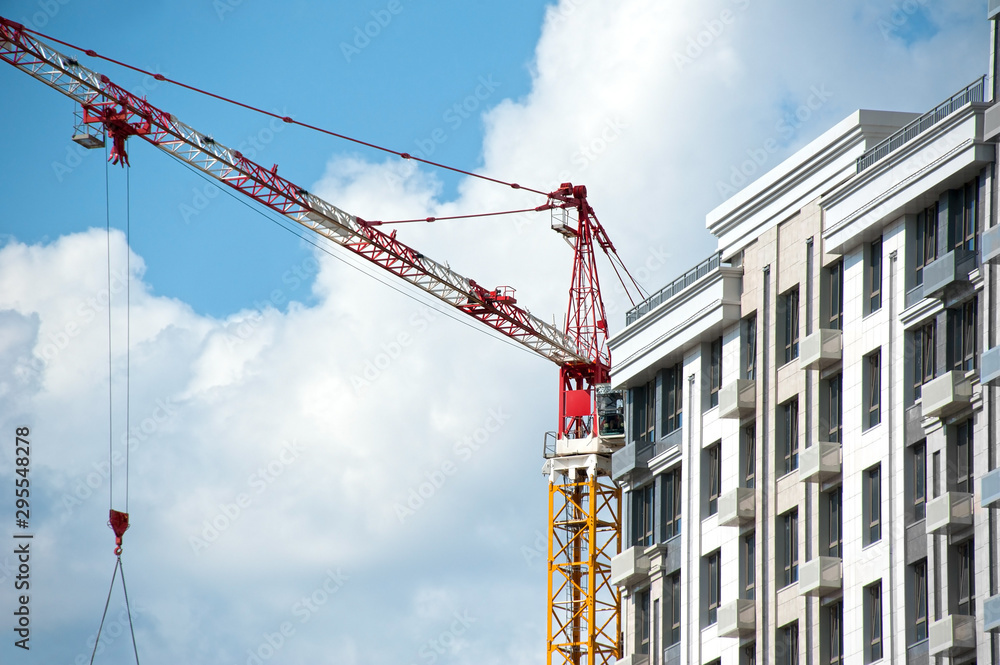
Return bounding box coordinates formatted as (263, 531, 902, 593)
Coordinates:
(625, 251, 723, 325)
(856, 75, 986, 173)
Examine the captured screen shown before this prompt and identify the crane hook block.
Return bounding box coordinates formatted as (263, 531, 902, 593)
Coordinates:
(108, 509, 130, 556)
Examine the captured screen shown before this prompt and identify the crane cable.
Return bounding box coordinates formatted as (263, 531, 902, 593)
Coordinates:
(91, 139, 141, 665)
(20, 24, 550, 199)
(21, 23, 649, 306)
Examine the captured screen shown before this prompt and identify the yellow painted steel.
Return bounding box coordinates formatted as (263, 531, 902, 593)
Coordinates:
(547, 470, 621, 665)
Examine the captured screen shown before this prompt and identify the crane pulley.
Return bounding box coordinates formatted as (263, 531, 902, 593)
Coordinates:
(0, 16, 626, 665)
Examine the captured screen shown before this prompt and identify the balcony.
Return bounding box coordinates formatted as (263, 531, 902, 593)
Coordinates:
(928, 614, 977, 657)
(610, 546, 650, 588)
(986, 594, 1000, 633)
(717, 487, 755, 527)
(982, 345, 1000, 385)
(982, 467, 1000, 509)
(798, 556, 842, 596)
(983, 222, 1000, 264)
(718, 379, 755, 419)
(799, 441, 841, 483)
(799, 329, 842, 370)
(921, 370, 973, 419)
(922, 248, 978, 299)
(717, 598, 755, 638)
(926, 491, 974, 534)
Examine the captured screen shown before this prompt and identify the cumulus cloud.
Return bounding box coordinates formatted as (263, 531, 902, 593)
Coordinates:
(0, 1, 988, 664)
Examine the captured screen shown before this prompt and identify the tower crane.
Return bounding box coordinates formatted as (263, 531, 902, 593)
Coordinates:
(0, 17, 629, 665)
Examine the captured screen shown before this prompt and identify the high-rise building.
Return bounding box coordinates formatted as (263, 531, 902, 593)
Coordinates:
(607, 11, 1000, 665)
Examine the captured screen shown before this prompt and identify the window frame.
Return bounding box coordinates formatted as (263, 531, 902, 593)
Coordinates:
(705, 550, 721, 625)
(826, 600, 844, 665)
(913, 321, 935, 400)
(824, 373, 842, 444)
(912, 441, 926, 522)
(780, 398, 799, 475)
(709, 336, 723, 408)
(781, 287, 800, 364)
(865, 350, 881, 429)
(661, 466, 682, 540)
(825, 486, 842, 558)
(662, 362, 683, 435)
(826, 260, 844, 331)
(665, 571, 681, 646)
(954, 176, 979, 253)
(632, 483, 655, 547)
(911, 559, 928, 644)
(780, 509, 799, 587)
(742, 531, 756, 600)
(744, 314, 757, 380)
(865, 582, 883, 663)
(914, 202, 938, 286)
(743, 423, 756, 489)
(864, 465, 881, 546)
(956, 539, 975, 616)
(636, 586, 651, 655)
(868, 238, 882, 313)
(955, 418, 974, 495)
(707, 442, 721, 516)
(948, 299, 978, 372)
(780, 622, 799, 665)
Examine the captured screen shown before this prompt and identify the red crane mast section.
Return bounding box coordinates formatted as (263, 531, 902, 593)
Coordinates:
(0, 17, 625, 665)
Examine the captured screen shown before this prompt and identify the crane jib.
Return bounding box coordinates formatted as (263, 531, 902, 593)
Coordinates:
(0, 16, 591, 366)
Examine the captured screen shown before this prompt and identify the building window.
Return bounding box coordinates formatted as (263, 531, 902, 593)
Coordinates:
(742, 532, 756, 600)
(953, 176, 979, 252)
(948, 299, 978, 372)
(662, 362, 683, 435)
(864, 464, 881, 546)
(709, 337, 722, 408)
(864, 581, 883, 663)
(661, 466, 682, 540)
(744, 314, 758, 380)
(742, 643, 757, 665)
(665, 572, 681, 646)
(705, 550, 721, 625)
(868, 238, 882, 313)
(780, 509, 798, 587)
(911, 441, 926, 522)
(824, 600, 844, 665)
(955, 418, 974, 494)
(779, 622, 799, 665)
(780, 287, 800, 364)
(707, 442, 721, 516)
(826, 260, 844, 330)
(636, 587, 650, 655)
(910, 559, 928, 644)
(864, 349, 881, 429)
(779, 398, 799, 475)
(956, 539, 975, 616)
(631, 483, 654, 547)
(743, 423, 756, 489)
(912, 321, 935, 400)
(914, 202, 938, 286)
(822, 373, 842, 444)
(823, 486, 842, 558)
(631, 379, 656, 443)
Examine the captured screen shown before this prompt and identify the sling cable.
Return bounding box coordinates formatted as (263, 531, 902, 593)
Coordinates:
(89, 131, 141, 665)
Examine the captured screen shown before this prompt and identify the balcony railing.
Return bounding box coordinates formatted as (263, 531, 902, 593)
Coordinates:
(625, 252, 723, 325)
(856, 76, 986, 173)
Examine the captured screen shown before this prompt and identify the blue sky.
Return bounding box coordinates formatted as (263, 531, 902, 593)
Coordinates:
(0, 1, 990, 664)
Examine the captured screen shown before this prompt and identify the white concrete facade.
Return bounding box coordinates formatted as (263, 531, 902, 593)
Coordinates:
(608, 15, 1000, 665)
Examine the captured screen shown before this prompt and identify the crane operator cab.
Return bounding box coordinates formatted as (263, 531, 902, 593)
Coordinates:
(596, 384, 624, 439)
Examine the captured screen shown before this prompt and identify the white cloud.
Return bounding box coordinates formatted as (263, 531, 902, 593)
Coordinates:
(0, 1, 988, 663)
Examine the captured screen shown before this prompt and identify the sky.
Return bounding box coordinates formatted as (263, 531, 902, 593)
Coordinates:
(0, 1, 990, 664)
